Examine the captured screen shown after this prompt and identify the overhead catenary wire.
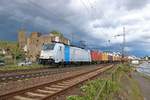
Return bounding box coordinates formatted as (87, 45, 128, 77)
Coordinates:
(87, 0, 98, 18)
(80, 0, 91, 15)
(27, 0, 103, 48)
(23, 0, 84, 43)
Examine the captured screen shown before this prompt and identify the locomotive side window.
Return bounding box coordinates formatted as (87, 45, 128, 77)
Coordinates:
(59, 46, 62, 51)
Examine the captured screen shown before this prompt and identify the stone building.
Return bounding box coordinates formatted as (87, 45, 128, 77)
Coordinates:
(18, 31, 70, 62)
(18, 30, 26, 49)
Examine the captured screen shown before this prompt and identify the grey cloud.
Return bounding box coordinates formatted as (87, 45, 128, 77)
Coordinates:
(93, 19, 119, 28)
(0, 0, 150, 56)
(125, 0, 149, 10)
(116, 0, 149, 10)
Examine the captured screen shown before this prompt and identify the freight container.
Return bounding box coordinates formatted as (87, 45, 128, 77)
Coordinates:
(116, 55, 118, 61)
(105, 52, 108, 62)
(108, 53, 113, 62)
(115, 56, 117, 61)
(91, 51, 102, 63)
(113, 55, 117, 62)
(112, 54, 115, 61)
(91, 51, 99, 62)
(118, 56, 121, 61)
(98, 52, 102, 62)
(102, 52, 108, 62)
(102, 52, 105, 61)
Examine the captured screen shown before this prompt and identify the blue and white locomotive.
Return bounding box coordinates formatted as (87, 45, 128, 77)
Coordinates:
(39, 42, 91, 64)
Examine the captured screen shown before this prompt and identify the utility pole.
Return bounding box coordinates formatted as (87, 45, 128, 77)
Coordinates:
(71, 33, 74, 44)
(108, 40, 111, 52)
(113, 27, 126, 62)
(79, 40, 86, 48)
(122, 27, 126, 59)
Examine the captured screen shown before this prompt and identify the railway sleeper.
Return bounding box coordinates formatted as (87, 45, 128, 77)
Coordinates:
(13, 95, 38, 100)
(25, 92, 47, 98)
(36, 89, 56, 94)
(44, 87, 62, 91)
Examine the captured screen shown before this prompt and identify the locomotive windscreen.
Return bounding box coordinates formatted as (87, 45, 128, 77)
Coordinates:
(42, 43, 55, 50)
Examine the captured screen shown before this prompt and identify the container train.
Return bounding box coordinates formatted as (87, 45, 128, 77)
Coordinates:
(39, 42, 125, 65)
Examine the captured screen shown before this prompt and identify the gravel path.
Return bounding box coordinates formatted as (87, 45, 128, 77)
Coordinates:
(133, 72, 150, 100)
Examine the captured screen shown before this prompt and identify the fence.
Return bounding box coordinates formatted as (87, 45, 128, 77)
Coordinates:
(94, 65, 120, 100)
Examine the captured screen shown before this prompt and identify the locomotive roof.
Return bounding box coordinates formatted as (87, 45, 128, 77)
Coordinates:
(51, 41, 86, 49)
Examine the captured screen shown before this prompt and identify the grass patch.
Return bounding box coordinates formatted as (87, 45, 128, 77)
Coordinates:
(67, 79, 120, 100)
(114, 64, 143, 100)
(67, 64, 144, 100)
(0, 64, 46, 71)
(118, 73, 143, 100)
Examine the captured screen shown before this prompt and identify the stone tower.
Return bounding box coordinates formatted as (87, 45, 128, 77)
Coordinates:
(18, 30, 26, 49)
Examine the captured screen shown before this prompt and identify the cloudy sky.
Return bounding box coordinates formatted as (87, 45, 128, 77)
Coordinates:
(0, 0, 150, 56)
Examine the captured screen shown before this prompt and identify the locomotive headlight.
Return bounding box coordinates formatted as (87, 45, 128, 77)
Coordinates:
(40, 56, 44, 58)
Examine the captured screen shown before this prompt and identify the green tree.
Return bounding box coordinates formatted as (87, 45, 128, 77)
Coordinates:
(0, 41, 25, 64)
(51, 30, 63, 37)
(11, 43, 25, 64)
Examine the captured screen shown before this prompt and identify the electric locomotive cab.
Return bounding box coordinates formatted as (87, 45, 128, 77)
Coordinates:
(39, 43, 64, 64)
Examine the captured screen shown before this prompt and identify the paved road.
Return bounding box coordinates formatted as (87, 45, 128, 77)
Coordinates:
(133, 63, 150, 100)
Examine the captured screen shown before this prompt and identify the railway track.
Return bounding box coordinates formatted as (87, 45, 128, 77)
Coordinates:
(0, 67, 50, 75)
(0, 64, 91, 75)
(0, 64, 109, 83)
(0, 65, 113, 100)
(0, 65, 83, 76)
